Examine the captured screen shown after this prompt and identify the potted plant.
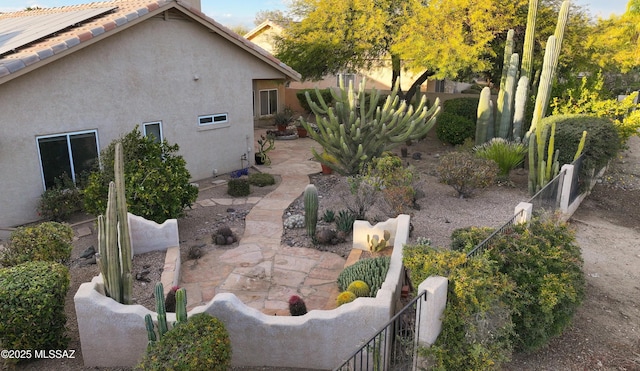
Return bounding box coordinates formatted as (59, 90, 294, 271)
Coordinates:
(274, 108, 294, 132)
(320, 152, 337, 174)
(295, 118, 308, 138)
(255, 134, 275, 165)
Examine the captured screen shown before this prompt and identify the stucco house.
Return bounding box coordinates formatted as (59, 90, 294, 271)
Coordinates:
(0, 0, 300, 229)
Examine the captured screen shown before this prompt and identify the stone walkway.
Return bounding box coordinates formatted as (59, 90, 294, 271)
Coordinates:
(179, 130, 346, 315)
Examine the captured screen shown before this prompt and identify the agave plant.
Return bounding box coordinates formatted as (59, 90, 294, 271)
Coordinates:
(474, 138, 527, 179)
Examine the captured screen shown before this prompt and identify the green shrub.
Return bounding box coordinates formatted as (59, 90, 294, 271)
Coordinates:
(403, 246, 515, 370)
(542, 114, 621, 179)
(442, 97, 480, 123)
(248, 172, 276, 187)
(436, 112, 476, 146)
(296, 88, 334, 113)
(0, 222, 73, 267)
(37, 174, 84, 222)
(437, 151, 499, 198)
(450, 226, 495, 253)
(474, 138, 527, 178)
(337, 256, 390, 297)
(485, 217, 585, 351)
(0, 261, 70, 363)
(137, 313, 231, 371)
(227, 178, 251, 197)
(362, 154, 417, 215)
(83, 127, 198, 224)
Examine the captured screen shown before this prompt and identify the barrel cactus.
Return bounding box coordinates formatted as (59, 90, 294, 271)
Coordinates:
(336, 291, 357, 306)
(347, 280, 370, 297)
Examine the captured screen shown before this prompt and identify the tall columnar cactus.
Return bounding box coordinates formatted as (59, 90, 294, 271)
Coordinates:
(475, 87, 493, 145)
(499, 53, 520, 139)
(301, 79, 440, 175)
(520, 0, 539, 84)
(512, 76, 529, 141)
(495, 29, 515, 134)
(144, 282, 188, 347)
(96, 141, 132, 304)
(304, 184, 318, 238)
(529, 36, 558, 136)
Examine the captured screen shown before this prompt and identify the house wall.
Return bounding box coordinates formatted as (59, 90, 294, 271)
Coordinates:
(0, 12, 289, 228)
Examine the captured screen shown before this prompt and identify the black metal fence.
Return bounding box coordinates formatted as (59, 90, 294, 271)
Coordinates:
(334, 290, 428, 371)
(465, 208, 524, 259)
(527, 168, 566, 213)
(568, 154, 585, 205)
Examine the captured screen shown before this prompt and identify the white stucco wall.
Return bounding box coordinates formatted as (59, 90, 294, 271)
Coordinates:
(0, 11, 290, 227)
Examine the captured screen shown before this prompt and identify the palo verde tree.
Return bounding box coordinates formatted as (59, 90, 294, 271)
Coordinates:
(276, 0, 525, 103)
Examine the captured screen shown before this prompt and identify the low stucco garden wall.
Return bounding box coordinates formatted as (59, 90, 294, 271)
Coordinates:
(75, 214, 421, 369)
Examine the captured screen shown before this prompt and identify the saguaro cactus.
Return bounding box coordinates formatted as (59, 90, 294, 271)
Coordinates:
(96, 142, 132, 304)
(304, 184, 318, 238)
(301, 79, 440, 175)
(475, 87, 494, 145)
(512, 76, 529, 141)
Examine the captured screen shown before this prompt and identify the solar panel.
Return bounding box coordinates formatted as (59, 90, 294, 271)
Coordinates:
(0, 7, 117, 56)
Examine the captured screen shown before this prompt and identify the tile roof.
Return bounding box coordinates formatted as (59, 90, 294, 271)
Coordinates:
(0, 0, 301, 83)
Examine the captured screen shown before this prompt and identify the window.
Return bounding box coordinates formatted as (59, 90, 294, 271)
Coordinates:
(198, 113, 229, 127)
(435, 79, 446, 93)
(337, 73, 356, 89)
(37, 130, 99, 189)
(143, 121, 163, 143)
(259, 89, 278, 116)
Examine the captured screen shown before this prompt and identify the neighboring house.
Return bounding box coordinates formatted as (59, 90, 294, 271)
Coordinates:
(245, 20, 472, 112)
(0, 0, 300, 228)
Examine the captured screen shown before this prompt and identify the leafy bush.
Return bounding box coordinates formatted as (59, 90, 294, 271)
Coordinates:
(0, 261, 70, 363)
(248, 172, 276, 187)
(137, 313, 231, 371)
(442, 97, 480, 123)
(337, 256, 390, 297)
(542, 114, 621, 179)
(37, 174, 84, 222)
(296, 88, 334, 113)
(363, 154, 417, 215)
(485, 217, 585, 351)
(474, 138, 527, 178)
(83, 127, 198, 224)
(437, 151, 499, 198)
(436, 112, 476, 146)
(227, 178, 251, 197)
(344, 176, 379, 219)
(450, 226, 495, 253)
(1, 222, 73, 267)
(403, 246, 515, 370)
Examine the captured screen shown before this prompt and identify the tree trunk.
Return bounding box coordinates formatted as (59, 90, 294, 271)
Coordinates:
(404, 70, 435, 104)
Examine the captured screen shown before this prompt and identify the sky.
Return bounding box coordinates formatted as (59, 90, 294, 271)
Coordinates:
(0, 0, 630, 30)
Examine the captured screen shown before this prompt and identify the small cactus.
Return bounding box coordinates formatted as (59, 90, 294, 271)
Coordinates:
(288, 295, 308, 316)
(304, 184, 319, 237)
(367, 230, 391, 253)
(336, 291, 357, 306)
(144, 282, 188, 347)
(347, 280, 370, 297)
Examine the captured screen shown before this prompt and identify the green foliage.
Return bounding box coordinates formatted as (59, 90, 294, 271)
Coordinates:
(256, 134, 275, 165)
(442, 97, 480, 123)
(296, 88, 334, 113)
(227, 178, 251, 197)
(248, 172, 275, 187)
(336, 291, 357, 306)
(137, 313, 231, 371)
(436, 112, 476, 146)
(1, 222, 73, 267)
(0, 261, 70, 363)
(337, 256, 391, 297)
(437, 151, 499, 198)
(362, 154, 417, 216)
(551, 75, 640, 144)
(83, 127, 198, 224)
(403, 246, 515, 370)
(367, 230, 391, 253)
(347, 280, 370, 297)
(334, 209, 357, 233)
(301, 79, 439, 175)
(321, 209, 335, 223)
(37, 173, 84, 222)
(474, 138, 527, 178)
(145, 282, 188, 347)
(542, 114, 621, 178)
(450, 226, 495, 252)
(485, 218, 585, 351)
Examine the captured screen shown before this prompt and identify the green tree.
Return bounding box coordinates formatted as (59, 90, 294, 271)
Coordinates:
(83, 127, 198, 224)
(254, 9, 292, 27)
(276, 0, 524, 103)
